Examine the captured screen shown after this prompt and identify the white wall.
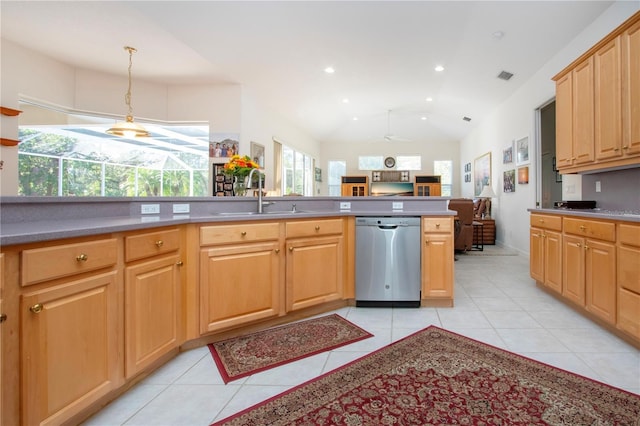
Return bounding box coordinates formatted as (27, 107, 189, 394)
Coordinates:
(459, 1, 639, 254)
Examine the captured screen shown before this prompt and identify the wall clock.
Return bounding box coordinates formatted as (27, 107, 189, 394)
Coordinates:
(384, 156, 396, 168)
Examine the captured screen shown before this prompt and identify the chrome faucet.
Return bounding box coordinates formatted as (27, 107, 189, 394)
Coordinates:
(247, 168, 271, 213)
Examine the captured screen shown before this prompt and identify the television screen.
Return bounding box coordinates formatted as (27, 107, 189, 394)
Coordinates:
(370, 182, 414, 196)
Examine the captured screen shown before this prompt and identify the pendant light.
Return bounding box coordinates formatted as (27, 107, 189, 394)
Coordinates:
(107, 46, 149, 138)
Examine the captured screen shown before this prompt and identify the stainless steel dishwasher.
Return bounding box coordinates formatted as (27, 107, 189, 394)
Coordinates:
(355, 217, 421, 307)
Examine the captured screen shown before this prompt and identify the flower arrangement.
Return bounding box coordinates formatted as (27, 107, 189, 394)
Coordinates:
(223, 154, 260, 178)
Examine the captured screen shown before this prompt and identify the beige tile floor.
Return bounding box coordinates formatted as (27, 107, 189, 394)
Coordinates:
(84, 250, 640, 425)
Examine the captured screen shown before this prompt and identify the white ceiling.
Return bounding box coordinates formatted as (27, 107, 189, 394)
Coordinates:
(1, 1, 614, 145)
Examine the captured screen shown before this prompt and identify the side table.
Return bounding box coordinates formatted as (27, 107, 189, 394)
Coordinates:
(472, 221, 483, 251)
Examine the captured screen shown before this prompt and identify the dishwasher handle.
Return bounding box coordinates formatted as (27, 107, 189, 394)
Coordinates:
(378, 224, 399, 230)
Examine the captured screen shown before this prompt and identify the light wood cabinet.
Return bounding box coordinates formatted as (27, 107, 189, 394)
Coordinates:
(285, 219, 344, 312)
(554, 11, 640, 173)
(124, 228, 182, 378)
(421, 217, 454, 305)
(622, 18, 640, 158)
(617, 223, 640, 340)
(199, 222, 282, 333)
(562, 217, 617, 324)
(341, 176, 368, 196)
(21, 271, 119, 426)
(0, 254, 4, 424)
(530, 214, 563, 294)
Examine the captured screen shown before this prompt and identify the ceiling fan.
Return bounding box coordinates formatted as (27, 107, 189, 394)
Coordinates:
(383, 110, 411, 142)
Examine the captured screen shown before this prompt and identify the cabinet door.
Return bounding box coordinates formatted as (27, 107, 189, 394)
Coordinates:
(422, 233, 453, 299)
(200, 241, 281, 334)
(622, 19, 640, 156)
(286, 235, 343, 312)
(563, 235, 585, 306)
(530, 228, 545, 282)
(585, 239, 617, 324)
(595, 36, 622, 161)
(0, 254, 3, 424)
(573, 57, 595, 165)
(555, 73, 574, 168)
(21, 271, 119, 426)
(544, 230, 563, 294)
(125, 254, 181, 378)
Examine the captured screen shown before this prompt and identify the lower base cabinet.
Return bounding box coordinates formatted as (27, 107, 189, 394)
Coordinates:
(286, 235, 343, 312)
(125, 254, 181, 378)
(200, 241, 282, 333)
(422, 218, 454, 302)
(21, 271, 119, 426)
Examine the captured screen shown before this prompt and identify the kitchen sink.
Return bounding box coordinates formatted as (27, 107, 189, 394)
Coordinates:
(213, 209, 321, 216)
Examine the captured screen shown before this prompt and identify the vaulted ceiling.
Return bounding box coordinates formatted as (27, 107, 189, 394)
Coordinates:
(1, 1, 614, 145)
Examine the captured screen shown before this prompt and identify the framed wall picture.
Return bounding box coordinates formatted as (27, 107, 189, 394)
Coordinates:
(250, 141, 265, 167)
(503, 143, 513, 164)
(518, 166, 529, 184)
(314, 167, 322, 182)
(516, 136, 529, 165)
(503, 169, 516, 193)
(474, 152, 491, 197)
(210, 133, 240, 159)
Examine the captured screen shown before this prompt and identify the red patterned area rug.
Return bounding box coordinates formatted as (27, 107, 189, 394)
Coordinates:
(208, 314, 373, 384)
(213, 325, 640, 425)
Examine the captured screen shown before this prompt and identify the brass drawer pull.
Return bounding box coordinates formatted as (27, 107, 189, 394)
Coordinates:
(315, 226, 320, 231)
(0, 313, 7, 323)
(241, 231, 247, 236)
(436, 223, 440, 228)
(275, 249, 280, 254)
(76, 253, 88, 262)
(30, 304, 43, 314)
(176, 261, 184, 266)
(155, 240, 164, 247)
(579, 225, 586, 231)
(425, 240, 429, 245)
(539, 219, 544, 223)
(289, 246, 294, 252)
(576, 243, 581, 248)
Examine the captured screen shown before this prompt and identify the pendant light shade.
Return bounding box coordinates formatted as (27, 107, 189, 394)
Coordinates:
(107, 46, 149, 138)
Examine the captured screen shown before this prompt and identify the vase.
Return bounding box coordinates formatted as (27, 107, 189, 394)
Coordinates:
(233, 176, 248, 196)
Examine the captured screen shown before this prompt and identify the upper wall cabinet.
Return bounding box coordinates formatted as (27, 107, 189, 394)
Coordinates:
(553, 11, 640, 174)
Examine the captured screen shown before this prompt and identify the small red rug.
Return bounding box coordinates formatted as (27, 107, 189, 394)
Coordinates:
(208, 314, 373, 384)
(212, 325, 640, 425)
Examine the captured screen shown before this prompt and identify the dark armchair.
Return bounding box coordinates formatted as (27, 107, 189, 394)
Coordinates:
(448, 198, 474, 252)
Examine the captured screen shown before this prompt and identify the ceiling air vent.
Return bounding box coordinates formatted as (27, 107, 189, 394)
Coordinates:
(497, 70, 514, 81)
(462, 116, 472, 122)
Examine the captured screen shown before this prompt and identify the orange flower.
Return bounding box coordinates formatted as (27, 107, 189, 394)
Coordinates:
(223, 154, 260, 177)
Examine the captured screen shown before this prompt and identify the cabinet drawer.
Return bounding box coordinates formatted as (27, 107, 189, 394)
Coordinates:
(564, 217, 615, 241)
(200, 222, 280, 246)
(286, 218, 343, 238)
(530, 214, 562, 231)
(22, 238, 118, 286)
(125, 228, 180, 262)
(422, 217, 453, 233)
(618, 223, 640, 247)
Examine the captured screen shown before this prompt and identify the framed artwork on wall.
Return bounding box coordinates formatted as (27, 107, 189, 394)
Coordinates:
(503, 143, 513, 164)
(474, 152, 491, 197)
(209, 133, 240, 159)
(250, 141, 265, 167)
(504, 169, 515, 193)
(518, 166, 529, 184)
(516, 136, 529, 165)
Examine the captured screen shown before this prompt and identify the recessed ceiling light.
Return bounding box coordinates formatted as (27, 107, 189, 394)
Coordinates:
(421, 116, 427, 121)
(324, 67, 335, 74)
(426, 97, 433, 102)
(342, 98, 349, 103)
(352, 117, 358, 121)
(434, 65, 444, 72)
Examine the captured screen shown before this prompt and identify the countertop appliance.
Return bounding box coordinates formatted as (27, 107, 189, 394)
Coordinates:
(355, 216, 421, 307)
(554, 200, 597, 209)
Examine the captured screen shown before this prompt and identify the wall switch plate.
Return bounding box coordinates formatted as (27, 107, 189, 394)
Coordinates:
(173, 203, 190, 213)
(141, 204, 160, 214)
(392, 201, 403, 210)
(340, 202, 351, 210)
(595, 181, 601, 192)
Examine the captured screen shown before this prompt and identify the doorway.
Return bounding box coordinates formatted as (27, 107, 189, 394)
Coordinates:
(537, 100, 562, 208)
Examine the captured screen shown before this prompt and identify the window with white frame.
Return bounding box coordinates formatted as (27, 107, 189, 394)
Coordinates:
(396, 155, 421, 170)
(282, 145, 313, 196)
(327, 160, 346, 196)
(434, 160, 452, 196)
(358, 156, 383, 170)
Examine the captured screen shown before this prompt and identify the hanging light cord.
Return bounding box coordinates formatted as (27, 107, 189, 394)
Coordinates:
(124, 46, 137, 119)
